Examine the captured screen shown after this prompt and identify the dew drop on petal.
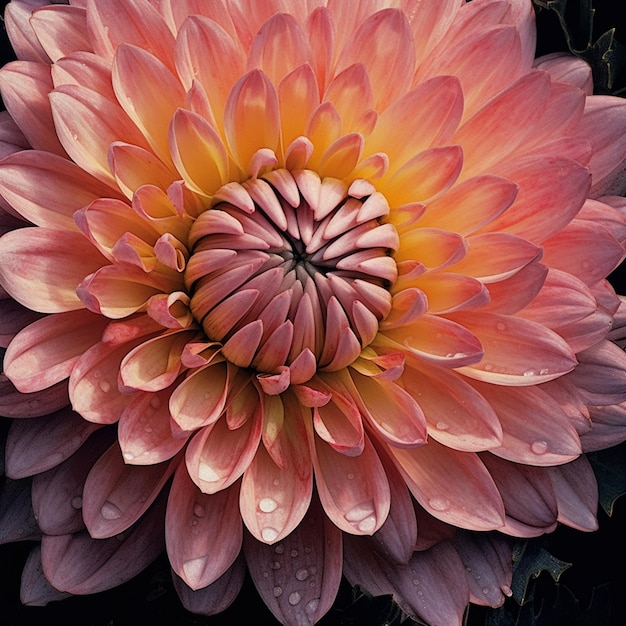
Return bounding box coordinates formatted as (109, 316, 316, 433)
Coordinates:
(435, 421, 450, 431)
(183, 557, 206, 581)
(259, 497, 278, 513)
(290, 549, 298, 558)
(428, 496, 450, 512)
(101, 501, 122, 520)
(271, 561, 281, 570)
(98, 380, 111, 393)
(305, 598, 320, 617)
(149, 395, 161, 410)
(295, 568, 309, 581)
(496, 322, 506, 331)
(273, 478, 280, 486)
(531, 440, 548, 455)
(71, 496, 83, 509)
(262, 527, 279, 542)
(193, 503, 205, 518)
(273, 586, 283, 597)
(274, 543, 285, 554)
(346, 473, 355, 480)
(288, 591, 301, 606)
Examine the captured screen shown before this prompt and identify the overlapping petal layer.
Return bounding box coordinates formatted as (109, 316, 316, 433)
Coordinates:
(1, 1, 626, 625)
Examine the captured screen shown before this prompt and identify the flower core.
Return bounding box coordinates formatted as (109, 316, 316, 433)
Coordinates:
(187, 170, 398, 381)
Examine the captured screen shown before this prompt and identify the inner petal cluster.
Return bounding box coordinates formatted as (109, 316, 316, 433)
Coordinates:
(186, 170, 398, 383)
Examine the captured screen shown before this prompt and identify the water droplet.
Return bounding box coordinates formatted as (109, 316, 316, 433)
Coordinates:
(123, 452, 135, 461)
(71, 133, 78, 141)
(144, 425, 153, 433)
(71, 496, 83, 509)
(273, 586, 283, 597)
(305, 598, 320, 617)
(262, 571, 269, 578)
(496, 322, 506, 331)
(101, 501, 122, 520)
(193, 503, 205, 518)
(273, 478, 280, 486)
(345, 500, 378, 533)
(428, 497, 450, 512)
(523, 369, 535, 377)
(271, 561, 281, 570)
(412, 579, 419, 586)
(98, 380, 111, 393)
(347, 473, 355, 480)
(484, 363, 493, 371)
(539, 368, 549, 375)
(290, 549, 298, 558)
(482, 587, 491, 595)
(274, 543, 285, 554)
(531, 440, 548, 455)
(435, 421, 450, 431)
(183, 557, 206, 582)
(304, 546, 311, 554)
(259, 497, 278, 513)
(150, 396, 161, 410)
(295, 568, 309, 581)
(262, 527, 279, 542)
(288, 591, 301, 606)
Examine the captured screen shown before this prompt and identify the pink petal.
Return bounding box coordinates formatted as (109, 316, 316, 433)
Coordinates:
(244, 494, 342, 625)
(343, 536, 470, 626)
(86, 0, 175, 69)
(350, 371, 427, 448)
(0, 150, 122, 230)
(0, 476, 41, 543)
(185, 405, 262, 493)
(51, 51, 115, 100)
(172, 555, 246, 616)
(480, 453, 558, 535)
(366, 76, 463, 171)
(166, 465, 242, 590)
(5, 407, 99, 479)
(224, 70, 280, 171)
(473, 382, 582, 466)
(82, 442, 178, 538)
(0, 61, 65, 155)
(403, 359, 503, 452)
(582, 404, 626, 452)
(30, 5, 91, 63)
(4, 310, 108, 393)
(49, 84, 150, 186)
(20, 546, 71, 606)
(312, 432, 390, 535)
(541, 220, 625, 286)
(380, 145, 463, 207)
(417, 174, 518, 234)
(41, 490, 167, 594)
(3, 1, 51, 63)
(0, 228, 107, 314)
(31, 429, 115, 535)
(483, 155, 591, 243)
(248, 13, 310, 85)
(0, 375, 68, 418)
(547, 456, 598, 531)
(169, 108, 229, 196)
(118, 388, 189, 465)
(534, 52, 593, 94)
(454, 312, 577, 385)
(452, 532, 512, 607)
(389, 439, 505, 530)
(336, 9, 415, 111)
(169, 362, 229, 431)
(112, 43, 185, 165)
(568, 340, 626, 405)
(324, 64, 374, 136)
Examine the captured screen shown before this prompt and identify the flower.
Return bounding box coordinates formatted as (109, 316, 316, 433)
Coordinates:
(1, 0, 626, 624)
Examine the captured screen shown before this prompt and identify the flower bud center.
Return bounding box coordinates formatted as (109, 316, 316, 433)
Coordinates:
(185, 170, 398, 380)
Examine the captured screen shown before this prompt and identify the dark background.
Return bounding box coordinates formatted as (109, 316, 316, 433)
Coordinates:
(1, 1, 625, 625)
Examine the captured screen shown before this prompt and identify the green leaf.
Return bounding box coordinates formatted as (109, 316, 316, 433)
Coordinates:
(509, 541, 571, 605)
(532, 0, 626, 94)
(587, 441, 626, 516)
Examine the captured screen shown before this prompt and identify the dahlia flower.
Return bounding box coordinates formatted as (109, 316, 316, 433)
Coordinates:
(1, 0, 626, 624)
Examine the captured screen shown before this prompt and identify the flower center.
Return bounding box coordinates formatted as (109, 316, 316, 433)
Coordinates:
(185, 170, 398, 383)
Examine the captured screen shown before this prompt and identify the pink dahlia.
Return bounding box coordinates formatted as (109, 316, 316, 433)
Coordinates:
(1, 0, 626, 624)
